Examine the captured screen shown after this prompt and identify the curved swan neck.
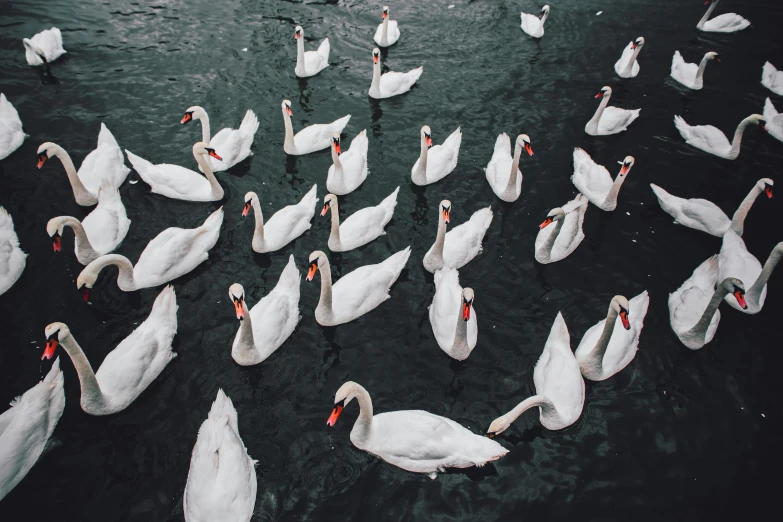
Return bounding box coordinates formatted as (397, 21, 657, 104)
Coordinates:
(331, 144, 344, 178)
(729, 117, 755, 157)
(61, 216, 98, 261)
(503, 144, 522, 197)
(431, 220, 447, 262)
(698, 1, 718, 28)
(684, 284, 731, 341)
(60, 334, 106, 409)
(328, 200, 341, 242)
(350, 385, 374, 446)
(251, 197, 265, 242)
(695, 54, 712, 86)
(235, 300, 256, 356)
(52, 145, 94, 205)
(195, 111, 211, 143)
(586, 307, 619, 373)
(283, 109, 295, 152)
(603, 170, 628, 208)
(316, 260, 334, 317)
(412, 135, 429, 184)
(729, 184, 764, 236)
(194, 150, 223, 197)
(540, 11, 549, 25)
(587, 92, 611, 132)
(451, 310, 471, 360)
(89, 254, 136, 291)
(505, 394, 556, 424)
(538, 217, 566, 263)
(747, 246, 783, 303)
(622, 45, 643, 76)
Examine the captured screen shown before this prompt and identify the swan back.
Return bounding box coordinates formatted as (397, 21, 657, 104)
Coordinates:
(0, 207, 27, 295)
(535, 313, 584, 427)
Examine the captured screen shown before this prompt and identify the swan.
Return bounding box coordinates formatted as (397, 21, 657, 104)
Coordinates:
(46, 180, 131, 265)
(321, 188, 399, 252)
(585, 86, 640, 136)
(668, 256, 746, 350)
(572, 148, 635, 211)
(126, 142, 224, 202)
(534, 194, 588, 264)
(0, 208, 26, 296)
(306, 247, 410, 326)
(281, 100, 350, 155)
(423, 201, 493, 273)
(411, 125, 462, 186)
(183, 389, 257, 522)
(327, 130, 368, 195)
(674, 114, 766, 160)
(670, 51, 719, 90)
(487, 312, 585, 435)
(242, 185, 317, 253)
(429, 268, 477, 361)
(0, 93, 25, 160)
(484, 133, 533, 202)
(76, 207, 223, 296)
(761, 62, 783, 95)
(327, 381, 507, 478)
(520, 5, 550, 38)
(369, 48, 423, 100)
(294, 25, 330, 78)
(763, 98, 783, 143)
(181, 106, 259, 171)
(41, 286, 178, 414)
(374, 6, 400, 47)
(37, 123, 130, 206)
(614, 37, 645, 78)
(650, 178, 773, 237)
(718, 231, 783, 314)
(23, 28, 66, 65)
(575, 292, 650, 381)
(0, 359, 64, 502)
(697, 0, 750, 33)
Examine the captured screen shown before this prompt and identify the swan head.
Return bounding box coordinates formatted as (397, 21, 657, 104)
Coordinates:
(23, 38, 47, 64)
(539, 208, 565, 229)
(439, 200, 451, 224)
(307, 250, 327, 281)
(193, 142, 222, 161)
(282, 100, 293, 117)
(631, 37, 645, 50)
(610, 296, 631, 330)
(462, 288, 475, 321)
(331, 133, 341, 155)
(36, 142, 57, 168)
(228, 283, 246, 321)
(43, 322, 70, 360)
(382, 6, 389, 19)
(76, 265, 99, 302)
(719, 278, 747, 310)
(758, 178, 774, 199)
(294, 26, 303, 40)
(372, 48, 381, 65)
(487, 414, 512, 437)
(618, 156, 635, 175)
(421, 125, 432, 148)
(706, 51, 720, 63)
(46, 217, 68, 252)
(595, 86, 612, 99)
(242, 192, 258, 217)
(516, 134, 534, 156)
(321, 194, 337, 216)
(747, 114, 766, 131)
(540, 5, 550, 18)
(328, 381, 364, 427)
(181, 106, 205, 125)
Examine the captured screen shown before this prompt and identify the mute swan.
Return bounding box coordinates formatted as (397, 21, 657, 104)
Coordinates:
(520, 5, 550, 38)
(281, 100, 350, 155)
(307, 247, 410, 326)
(327, 130, 368, 195)
(572, 148, 635, 211)
(229, 256, 301, 366)
(0, 208, 26, 296)
(697, 0, 750, 33)
(0, 359, 64, 502)
(670, 51, 719, 90)
(181, 106, 258, 171)
(23, 28, 66, 65)
(0, 93, 25, 160)
(575, 292, 649, 381)
(762, 98, 783, 143)
(294, 25, 330, 78)
(488, 312, 584, 435)
(41, 286, 178, 414)
(374, 6, 400, 47)
(183, 389, 257, 522)
(327, 381, 507, 478)
(485, 133, 533, 202)
(534, 195, 588, 264)
(650, 178, 773, 237)
(37, 124, 130, 206)
(411, 125, 462, 186)
(668, 256, 746, 350)
(429, 268, 477, 361)
(718, 231, 783, 314)
(423, 201, 493, 273)
(761, 62, 783, 95)
(76, 207, 223, 295)
(369, 48, 423, 100)
(322, 188, 399, 252)
(242, 185, 317, 253)
(614, 37, 645, 78)
(674, 114, 765, 160)
(47, 180, 131, 265)
(585, 86, 640, 136)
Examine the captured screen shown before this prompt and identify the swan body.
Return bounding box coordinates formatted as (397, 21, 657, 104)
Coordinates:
(307, 247, 410, 326)
(429, 268, 477, 361)
(520, 5, 550, 38)
(485, 133, 533, 202)
(423, 201, 493, 273)
(23, 28, 66, 65)
(369, 48, 423, 99)
(294, 26, 329, 78)
(763, 98, 783, 143)
(181, 106, 258, 171)
(411, 125, 462, 186)
(697, 0, 750, 33)
(281, 100, 350, 155)
(762, 62, 783, 95)
(674, 114, 765, 160)
(614, 37, 645, 78)
(374, 6, 400, 47)
(585, 86, 640, 136)
(243, 185, 317, 253)
(322, 188, 398, 252)
(718, 231, 783, 314)
(0, 208, 26, 296)
(327, 130, 368, 195)
(0, 93, 25, 160)
(671, 51, 719, 90)
(572, 148, 634, 211)
(534, 195, 588, 264)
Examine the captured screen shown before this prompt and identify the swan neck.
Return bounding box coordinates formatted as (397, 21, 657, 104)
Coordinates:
(588, 307, 619, 372)
(747, 247, 783, 303)
(252, 197, 265, 242)
(316, 260, 334, 317)
(350, 386, 374, 446)
(296, 37, 305, 71)
(695, 54, 711, 84)
(538, 217, 566, 263)
(381, 17, 389, 45)
(431, 220, 447, 262)
(283, 110, 295, 152)
(588, 92, 611, 131)
(89, 254, 136, 291)
(60, 335, 106, 409)
(604, 171, 627, 208)
(235, 300, 256, 356)
(370, 61, 381, 94)
(729, 117, 753, 156)
(412, 136, 428, 183)
(194, 150, 222, 196)
(196, 111, 211, 143)
(331, 145, 343, 178)
(451, 309, 471, 360)
(505, 395, 556, 425)
(540, 12, 549, 25)
(53, 146, 93, 204)
(729, 185, 764, 236)
(623, 45, 642, 76)
(698, 1, 718, 26)
(684, 284, 731, 341)
(63, 217, 98, 261)
(505, 145, 522, 195)
(328, 201, 341, 242)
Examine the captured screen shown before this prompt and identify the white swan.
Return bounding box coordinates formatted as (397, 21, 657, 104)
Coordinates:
(761, 62, 783, 95)
(668, 256, 746, 350)
(485, 133, 533, 202)
(369, 48, 423, 100)
(0, 359, 64, 502)
(307, 247, 410, 326)
(47, 180, 131, 265)
(0, 208, 26, 296)
(650, 178, 773, 237)
(411, 125, 462, 186)
(520, 5, 550, 38)
(670, 51, 719, 90)
(23, 28, 66, 65)
(697, 0, 750, 33)
(327, 381, 507, 478)
(37, 123, 130, 206)
(575, 292, 650, 381)
(181, 106, 259, 171)
(487, 312, 584, 435)
(585, 86, 640, 136)
(423, 201, 493, 273)
(429, 268, 477, 361)
(674, 114, 766, 160)
(0, 93, 25, 160)
(281, 100, 350, 155)
(614, 37, 645, 78)
(76, 207, 223, 295)
(294, 25, 329, 78)
(718, 231, 783, 314)
(321, 188, 399, 252)
(183, 390, 256, 522)
(41, 286, 178, 414)
(572, 148, 635, 211)
(374, 6, 401, 47)
(242, 185, 317, 253)
(763, 98, 783, 143)
(534, 195, 588, 264)
(327, 130, 368, 195)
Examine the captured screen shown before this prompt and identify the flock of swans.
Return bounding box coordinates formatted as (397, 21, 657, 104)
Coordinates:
(0, 1, 781, 518)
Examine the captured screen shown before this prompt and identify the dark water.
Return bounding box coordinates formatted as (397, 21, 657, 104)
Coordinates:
(2, 0, 782, 520)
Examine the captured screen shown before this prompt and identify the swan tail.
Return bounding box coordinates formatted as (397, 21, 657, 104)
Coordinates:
(125, 149, 156, 182)
(207, 389, 240, 437)
(649, 183, 683, 219)
(762, 61, 777, 84)
(277, 254, 301, 294)
(382, 246, 411, 282)
(331, 114, 351, 134)
(546, 312, 571, 352)
(97, 123, 120, 150)
(763, 98, 779, 120)
(630, 290, 650, 329)
(0, 206, 16, 230)
(494, 132, 511, 155)
(150, 285, 178, 333)
(299, 184, 318, 211)
(239, 110, 260, 137)
(350, 129, 369, 156)
(692, 255, 720, 289)
(673, 115, 691, 140)
(443, 127, 463, 151)
(468, 435, 509, 466)
(317, 38, 330, 62)
(379, 186, 400, 212)
(200, 206, 225, 232)
(405, 66, 424, 86)
(469, 207, 494, 234)
(672, 50, 684, 68)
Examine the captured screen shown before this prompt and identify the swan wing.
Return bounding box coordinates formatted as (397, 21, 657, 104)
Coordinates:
(520, 13, 543, 36)
(536, 313, 584, 421)
(332, 247, 410, 318)
(674, 116, 731, 153)
(572, 148, 612, 200)
(485, 133, 513, 192)
(669, 256, 719, 332)
(263, 185, 316, 250)
(718, 231, 762, 291)
(294, 115, 350, 154)
(762, 62, 783, 95)
(380, 67, 423, 97)
(425, 127, 461, 182)
(551, 198, 587, 260)
(650, 183, 729, 236)
(337, 187, 398, 248)
(81, 182, 130, 254)
(126, 150, 213, 200)
(0, 93, 25, 159)
(442, 207, 493, 269)
(430, 268, 461, 351)
(703, 13, 750, 33)
(0, 208, 27, 296)
(597, 106, 640, 134)
(614, 42, 638, 76)
(601, 291, 649, 373)
(671, 51, 698, 85)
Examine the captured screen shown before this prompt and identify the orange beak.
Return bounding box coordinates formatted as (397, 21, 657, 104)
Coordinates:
(425, 135, 432, 148)
(233, 298, 245, 320)
(286, 106, 293, 117)
(373, 54, 379, 64)
(441, 208, 450, 224)
(208, 150, 223, 161)
(52, 233, 61, 252)
(37, 154, 48, 169)
(462, 301, 471, 321)
(242, 201, 251, 217)
(81, 286, 90, 303)
(327, 404, 343, 426)
(181, 113, 192, 124)
(320, 203, 330, 217)
(524, 143, 534, 156)
(42, 337, 58, 360)
(619, 310, 630, 330)
(595, 91, 604, 99)
(631, 42, 638, 50)
(765, 187, 773, 199)
(539, 217, 554, 229)
(306, 262, 318, 281)
(334, 142, 341, 155)
(714, 56, 721, 63)
(294, 31, 301, 40)
(382, 12, 388, 19)
(734, 290, 747, 309)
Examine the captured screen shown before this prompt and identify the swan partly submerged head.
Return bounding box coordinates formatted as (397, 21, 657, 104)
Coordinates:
(321, 193, 337, 216)
(487, 414, 512, 437)
(43, 322, 70, 360)
(439, 199, 451, 224)
(462, 288, 475, 321)
(610, 296, 631, 330)
(228, 283, 245, 320)
(539, 208, 565, 229)
(719, 278, 747, 310)
(758, 178, 774, 198)
(516, 134, 534, 156)
(307, 250, 327, 281)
